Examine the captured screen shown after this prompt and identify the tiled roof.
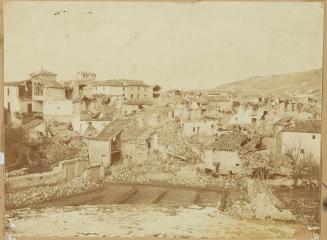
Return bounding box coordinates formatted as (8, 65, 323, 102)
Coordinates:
(205, 132, 264, 152)
(122, 127, 152, 141)
(124, 98, 154, 106)
(283, 120, 321, 133)
(90, 117, 134, 141)
(205, 132, 248, 151)
(94, 79, 150, 87)
(241, 135, 264, 153)
(165, 96, 188, 104)
(22, 119, 44, 130)
(4, 80, 29, 86)
(63, 79, 93, 87)
(42, 79, 64, 88)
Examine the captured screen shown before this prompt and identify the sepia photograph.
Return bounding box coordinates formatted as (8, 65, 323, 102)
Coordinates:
(2, 1, 325, 239)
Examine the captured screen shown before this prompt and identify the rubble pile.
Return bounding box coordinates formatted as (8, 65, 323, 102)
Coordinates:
(7, 177, 101, 209)
(7, 168, 28, 177)
(107, 152, 243, 189)
(226, 179, 296, 221)
(45, 127, 88, 162)
(107, 153, 184, 183)
(168, 144, 199, 162)
(157, 121, 181, 145)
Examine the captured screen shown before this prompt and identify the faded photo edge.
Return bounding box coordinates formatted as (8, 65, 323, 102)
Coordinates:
(0, 1, 326, 240)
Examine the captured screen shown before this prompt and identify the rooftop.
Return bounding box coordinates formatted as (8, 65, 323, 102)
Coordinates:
(165, 96, 189, 104)
(205, 132, 248, 151)
(205, 132, 264, 152)
(22, 119, 44, 130)
(31, 69, 57, 77)
(90, 116, 134, 141)
(42, 79, 64, 89)
(124, 98, 154, 106)
(282, 120, 321, 133)
(122, 127, 152, 141)
(94, 79, 150, 87)
(4, 80, 29, 87)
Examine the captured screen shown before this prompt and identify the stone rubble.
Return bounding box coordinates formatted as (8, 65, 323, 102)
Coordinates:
(107, 152, 243, 189)
(7, 177, 102, 209)
(226, 179, 296, 221)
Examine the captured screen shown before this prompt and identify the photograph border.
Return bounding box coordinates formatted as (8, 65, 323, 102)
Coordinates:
(0, 1, 326, 239)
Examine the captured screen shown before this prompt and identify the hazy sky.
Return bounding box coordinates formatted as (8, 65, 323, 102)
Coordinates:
(4, 1, 324, 90)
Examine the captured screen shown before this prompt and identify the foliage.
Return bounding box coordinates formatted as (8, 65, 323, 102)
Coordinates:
(5, 126, 50, 173)
(284, 141, 319, 188)
(46, 141, 80, 164)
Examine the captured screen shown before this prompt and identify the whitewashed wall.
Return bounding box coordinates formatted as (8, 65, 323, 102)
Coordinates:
(281, 131, 321, 161)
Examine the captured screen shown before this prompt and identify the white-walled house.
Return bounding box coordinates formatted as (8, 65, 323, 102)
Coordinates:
(202, 132, 264, 175)
(88, 117, 133, 167)
(181, 118, 218, 137)
(4, 81, 34, 126)
(203, 149, 241, 174)
(43, 100, 74, 123)
(280, 120, 321, 161)
(4, 82, 31, 113)
(4, 69, 70, 125)
(202, 133, 248, 174)
(229, 104, 263, 126)
(89, 79, 153, 100)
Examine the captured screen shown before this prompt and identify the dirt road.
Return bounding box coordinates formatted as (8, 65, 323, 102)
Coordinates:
(7, 205, 299, 239)
(30, 182, 229, 209)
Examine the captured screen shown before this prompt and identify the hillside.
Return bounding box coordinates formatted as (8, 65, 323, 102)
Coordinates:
(214, 69, 322, 98)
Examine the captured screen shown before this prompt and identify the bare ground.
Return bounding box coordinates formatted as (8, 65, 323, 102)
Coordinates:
(7, 205, 299, 239)
(272, 186, 319, 226)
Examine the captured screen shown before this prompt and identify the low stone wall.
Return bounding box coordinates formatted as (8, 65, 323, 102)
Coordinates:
(7, 170, 64, 192)
(6, 177, 102, 210)
(8, 158, 88, 192)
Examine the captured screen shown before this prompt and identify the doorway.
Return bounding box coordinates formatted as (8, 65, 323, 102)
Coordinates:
(27, 103, 32, 113)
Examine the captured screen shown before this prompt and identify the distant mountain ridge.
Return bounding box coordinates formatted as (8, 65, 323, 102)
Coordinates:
(214, 69, 322, 98)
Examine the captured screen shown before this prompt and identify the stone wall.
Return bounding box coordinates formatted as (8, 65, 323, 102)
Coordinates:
(88, 139, 111, 166)
(8, 158, 88, 192)
(83, 164, 103, 182)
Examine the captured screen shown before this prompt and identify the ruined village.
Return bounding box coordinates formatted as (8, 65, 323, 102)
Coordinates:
(4, 68, 322, 238)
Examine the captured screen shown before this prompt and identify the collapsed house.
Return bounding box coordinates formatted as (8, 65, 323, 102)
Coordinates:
(203, 132, 264, 175)
(121, 127, 153, 163)
(122, 98, 154, 115)
(87, 113, 158, 167)
(181, 117, 219, 137)
(87, 117, 134, 167)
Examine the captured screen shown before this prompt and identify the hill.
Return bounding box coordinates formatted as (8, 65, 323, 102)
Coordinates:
(214, 69, 322, 98)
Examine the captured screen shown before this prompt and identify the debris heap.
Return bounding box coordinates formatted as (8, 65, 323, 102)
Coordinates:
(7, 177, 102, 209)
(226, 179, 295, 221)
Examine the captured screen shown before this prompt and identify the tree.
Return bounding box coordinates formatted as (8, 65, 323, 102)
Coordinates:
(284, 142, 318, 188)
(5, 126, 49, 173)
(250, 151, 275, 180)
